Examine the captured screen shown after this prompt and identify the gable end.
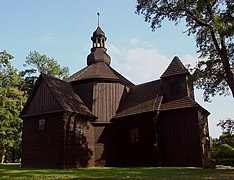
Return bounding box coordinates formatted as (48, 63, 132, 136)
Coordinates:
(21, 79, 62, 117)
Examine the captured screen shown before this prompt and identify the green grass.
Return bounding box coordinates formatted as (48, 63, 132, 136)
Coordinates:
(0, 164, 234, 179)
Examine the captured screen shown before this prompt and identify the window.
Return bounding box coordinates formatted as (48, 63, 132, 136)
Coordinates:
(38, 119, 46, 131)
(130, 128, 139, 143)
(170, 80, 180, 99)
(75, 120, 86, 145)
(69, 116, 75, 132)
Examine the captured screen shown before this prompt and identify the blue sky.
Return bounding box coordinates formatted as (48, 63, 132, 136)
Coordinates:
(1, 0, 233, 138)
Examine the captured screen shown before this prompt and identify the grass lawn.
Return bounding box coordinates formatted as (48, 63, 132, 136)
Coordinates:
(0, 164, 234, 179)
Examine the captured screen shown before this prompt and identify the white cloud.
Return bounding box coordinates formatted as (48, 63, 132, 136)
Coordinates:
(108, 44, 123, 55)
(130, 38, 141, 45)
(111, 46, 170, 84)
(109, 38, 201, 85)
(36, 33, 54, 43)
(182, 54, 199, 67)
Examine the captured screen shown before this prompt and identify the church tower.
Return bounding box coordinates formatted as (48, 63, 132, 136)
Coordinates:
(65, 13, 134, 166)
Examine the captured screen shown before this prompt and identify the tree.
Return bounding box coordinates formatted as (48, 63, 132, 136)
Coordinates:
(0, 51, 26, 163)
(210, 118, 234, 165)
(217, 118, 234, 148)
(136, 0, 234, 101)
(217, 118, 234, 135)
(20, 51, 69, 95)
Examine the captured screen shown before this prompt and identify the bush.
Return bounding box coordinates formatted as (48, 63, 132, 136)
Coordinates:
(215, 144, 234, 166)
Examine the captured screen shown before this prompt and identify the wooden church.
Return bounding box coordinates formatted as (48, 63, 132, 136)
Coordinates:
(20, 21, 211, 168)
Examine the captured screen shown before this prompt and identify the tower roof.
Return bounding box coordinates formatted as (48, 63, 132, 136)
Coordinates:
(161, 56, 189, 78)
(65, 62, 134, 87)
(87, 48, 111, 65)
(93, 27, 105, 37)
(66, 14, 133, 87)
(87, 13, 111, 66)
(87, 26, 111, 65)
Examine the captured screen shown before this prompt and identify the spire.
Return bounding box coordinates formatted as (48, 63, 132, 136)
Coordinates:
(97, 11, 100, 27)
(87, 13, 111, 66)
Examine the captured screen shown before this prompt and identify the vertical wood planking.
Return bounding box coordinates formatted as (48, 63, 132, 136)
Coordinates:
(92, 82, 125, 122)
(26, 81, 61, 115)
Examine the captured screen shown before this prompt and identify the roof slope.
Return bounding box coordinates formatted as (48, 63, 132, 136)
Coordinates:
(114, 80, 209, 119)
(65, 62, 134, 87)
(21, 74, 95, 118)
(160, 96, 210, 115)
(114, 80, 163, 118)
(160, 96, 199, 111)
(161, 56, 189, 78)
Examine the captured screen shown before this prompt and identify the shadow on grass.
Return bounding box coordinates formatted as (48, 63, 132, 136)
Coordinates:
(0, 164, 234, 179)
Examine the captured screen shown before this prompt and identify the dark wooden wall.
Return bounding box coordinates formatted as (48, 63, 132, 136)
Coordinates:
(74, 82, 93, 110)
(94, 125, 105, 166)
(21, 112, 64, 168)
(64, 113, 95, 168)
(159, 108, 202, 167)
(110, 113, 157, 167)
(110, 108, 204, 167)
(74, 82, 128, 122)
(25, 80, 62, 116)
(74, 81, 129, 166)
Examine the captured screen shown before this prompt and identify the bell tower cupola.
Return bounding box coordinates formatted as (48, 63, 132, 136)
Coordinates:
(87, 12, 111, 66)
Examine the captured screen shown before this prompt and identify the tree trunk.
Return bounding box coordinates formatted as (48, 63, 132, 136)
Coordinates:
(219, 39, 234, 98)
(210, 31, 234, 98)
(11, 148, 15, 163)
(1, 154, 5, 164)
(1, 147, 7, 163)
(220, 54, 234, 98)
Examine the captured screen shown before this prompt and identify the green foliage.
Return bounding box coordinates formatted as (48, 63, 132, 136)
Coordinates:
(218, 144, 234, 158)
(0, 50, 70, 162)
(218, 118, 234, 135)
(215, 143, 234, 166)
(210, 133, 234, 166)
(136, 0, 234, 101)
(0, 51, 27, 163)
(20, 50, 69, 95)
(219, 133, 234, 148)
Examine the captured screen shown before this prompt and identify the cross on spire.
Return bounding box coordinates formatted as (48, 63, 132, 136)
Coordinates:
(97, 11, 100, 27)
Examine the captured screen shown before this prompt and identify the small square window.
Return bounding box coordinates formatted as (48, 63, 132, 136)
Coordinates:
(38, 119, 46, 131)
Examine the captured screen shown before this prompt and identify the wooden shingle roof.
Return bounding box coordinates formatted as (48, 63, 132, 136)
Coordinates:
(160, 96, 199, 111)
(65, 62, 134, 87)
(161, 56, 189, 78)
(21, 74, 96, 118)
(114, 80, 163, 118)
(160, 96, 210, 115)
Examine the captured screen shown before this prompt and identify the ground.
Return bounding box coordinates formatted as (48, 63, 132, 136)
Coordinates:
(0, 164, 234, 179)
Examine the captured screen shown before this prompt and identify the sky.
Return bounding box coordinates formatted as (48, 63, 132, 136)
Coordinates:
(1, 0, 233, 138)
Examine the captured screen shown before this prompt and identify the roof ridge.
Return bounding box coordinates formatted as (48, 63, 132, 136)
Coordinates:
(130, 79, 161, 90)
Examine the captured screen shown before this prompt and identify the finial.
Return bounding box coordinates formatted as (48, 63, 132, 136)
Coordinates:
(97, 10, 100, 27)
